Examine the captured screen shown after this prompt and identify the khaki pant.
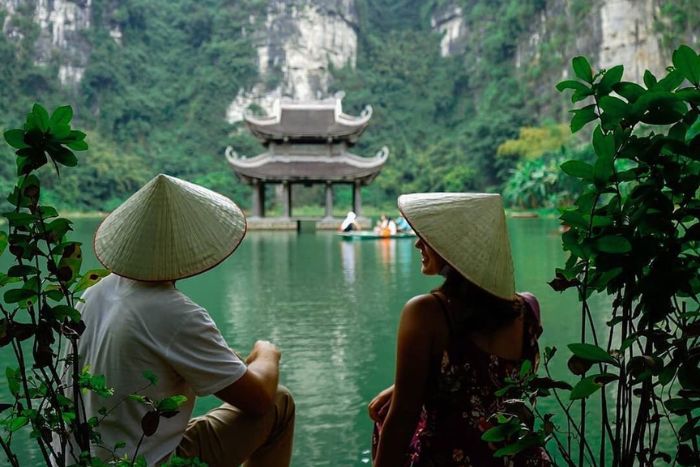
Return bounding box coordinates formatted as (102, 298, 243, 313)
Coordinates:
(175, 386, 295, 467)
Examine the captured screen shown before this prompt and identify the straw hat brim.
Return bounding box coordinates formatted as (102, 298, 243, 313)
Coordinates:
(93, 218, 247, 282)
(397, 193, 515, 300)
(94, 174, 247, 282)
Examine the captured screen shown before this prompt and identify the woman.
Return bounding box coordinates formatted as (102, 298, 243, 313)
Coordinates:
(370, 193, 551, 466)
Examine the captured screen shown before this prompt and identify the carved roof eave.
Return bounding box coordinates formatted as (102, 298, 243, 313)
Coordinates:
(225, 146, 389, 184)
(243, 100, 373, 143)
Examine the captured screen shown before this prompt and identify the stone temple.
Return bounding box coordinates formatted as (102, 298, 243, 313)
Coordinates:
(226, 98, 388, 228)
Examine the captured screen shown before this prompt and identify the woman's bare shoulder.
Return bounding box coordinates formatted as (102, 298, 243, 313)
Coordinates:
(401, 293, 442, 323)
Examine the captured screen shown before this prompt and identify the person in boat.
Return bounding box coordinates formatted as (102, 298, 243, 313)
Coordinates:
(374, 214, 390, 236)
(340, 211, 362, 232)
(388, 218, 398, 236)
(395, 216, 411, 233)
(369, 192, 551, 467)
(70, 174, 295, 466)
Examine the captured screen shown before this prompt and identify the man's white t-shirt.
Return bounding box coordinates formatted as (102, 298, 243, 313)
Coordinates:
(75, 274, 246, 464)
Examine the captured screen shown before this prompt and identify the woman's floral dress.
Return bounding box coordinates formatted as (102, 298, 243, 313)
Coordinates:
(373, 292, 552, 467)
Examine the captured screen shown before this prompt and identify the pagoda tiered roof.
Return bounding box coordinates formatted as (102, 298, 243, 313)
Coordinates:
(228, 97, 387, 186)
(244, 98, 372, 144)
(226, 145, 388, 184)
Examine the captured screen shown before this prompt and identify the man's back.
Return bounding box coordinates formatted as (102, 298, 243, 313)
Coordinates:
(77, 274, 246, 464)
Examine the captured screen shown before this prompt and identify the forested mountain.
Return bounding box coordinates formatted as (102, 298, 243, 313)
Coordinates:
(0, 0, 697, 212)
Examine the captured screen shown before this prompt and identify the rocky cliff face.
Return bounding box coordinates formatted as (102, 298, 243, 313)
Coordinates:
(523, 0, 665, 83)
(435, 0, 668, 84)
(0, 0, 687, 123)
(1, 0, 92, 86)
(226, 0, 358, 123)
(430, 2, 467, 57)
(0, 0, 357, 108)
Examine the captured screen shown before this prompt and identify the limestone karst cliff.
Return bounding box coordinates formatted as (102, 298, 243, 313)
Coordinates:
(1, 0, 92, 86)
(0, 0, 690, 119)
(226, 0, 359, 123)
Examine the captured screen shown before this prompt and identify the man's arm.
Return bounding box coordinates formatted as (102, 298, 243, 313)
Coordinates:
(215, 340, 280, 416)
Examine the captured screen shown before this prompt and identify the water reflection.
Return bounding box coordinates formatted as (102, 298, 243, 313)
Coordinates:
(340, 240, 358, 286)
(376, 238, 396, 269)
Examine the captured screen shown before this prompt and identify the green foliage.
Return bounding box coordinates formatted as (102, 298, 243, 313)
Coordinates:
(0, 104, 196, 466)
(655, 0, 700, 54)
(330, 0, 545, 201)
(497, 125, 572, 160)
(502, 145, 593, 209)
(491, 45, 700, 466)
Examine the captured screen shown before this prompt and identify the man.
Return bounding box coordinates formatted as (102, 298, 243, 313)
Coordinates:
(77, 174, 294, 466)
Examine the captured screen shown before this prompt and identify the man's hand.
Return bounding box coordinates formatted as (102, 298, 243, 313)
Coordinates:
(246, 340, 281, 365)
(368, 385, 394, 423)
(217, 340, 281, 415)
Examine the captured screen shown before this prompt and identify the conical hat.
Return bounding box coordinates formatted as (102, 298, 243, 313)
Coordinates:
(94, 174, 247, 281)
(398, 193, 515, 300)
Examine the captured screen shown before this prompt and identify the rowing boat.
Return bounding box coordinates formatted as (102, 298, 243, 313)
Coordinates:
(337, 231, 416, 240)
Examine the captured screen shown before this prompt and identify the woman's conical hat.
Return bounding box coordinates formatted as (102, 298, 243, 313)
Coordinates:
(398, 193, 515, 300)
(94, 174, 247, 281)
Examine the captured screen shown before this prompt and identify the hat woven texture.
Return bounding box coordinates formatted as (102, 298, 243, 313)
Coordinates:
(94, 174, 246, 281)
(398, 192, 515, 300)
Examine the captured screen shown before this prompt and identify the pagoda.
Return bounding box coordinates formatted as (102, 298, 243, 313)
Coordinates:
(226, 97, 388, 220)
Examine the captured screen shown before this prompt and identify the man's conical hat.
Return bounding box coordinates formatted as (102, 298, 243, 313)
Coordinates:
(94, 174, 246, 281)
(398, 192, 515, 300)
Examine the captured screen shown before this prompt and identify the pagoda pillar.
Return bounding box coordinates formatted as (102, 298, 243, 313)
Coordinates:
(352, 181, 362, 216)
(251, 180, 265, 217)
(324, 182, 333, 219)
(282, 181, 292, 218)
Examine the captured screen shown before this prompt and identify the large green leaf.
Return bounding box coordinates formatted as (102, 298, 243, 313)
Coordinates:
(672, 45, 700, 86)
(49, 105, 73, 128)
(658, 69, 686, 91)
(7, 265, 39, 278)
(66, 140, 88, 151)
(686, 115, 700, 144)
(568, 343, 618, 365)
(569, 375, 603, 400)
(51, 147, 78, 167)
(592, 126, 615, 159)
(598, 65, 624, 94)
(599, 95, 629, 118)
(570, 105, 597, 133)
(3, 129, 27, 149)
(572, 56, 593, 83)
(614, 82, 646, 103)
(481, 420, 519, 442)
(643, 70, 658, 89)
(556, 80, 590, 93)
(32, 103, 50, 132)
(561, 160, 594, 180)
(8, 416, 28, 432)
(3, 287, 36, 303)
(73, 269, 110, 294)
(493, 433, 542, 457)
(560, 210, 587, 228)
(594, 158, 613, 185)
(51, 305, 81, 322)
(596, 235, 632, 254)
(664, 398, 700, 415)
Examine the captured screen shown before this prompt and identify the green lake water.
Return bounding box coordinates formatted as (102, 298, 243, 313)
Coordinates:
(3, 218, 625, 466)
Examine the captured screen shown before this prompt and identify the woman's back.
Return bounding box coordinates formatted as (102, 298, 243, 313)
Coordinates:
(407, 292, 551, 467)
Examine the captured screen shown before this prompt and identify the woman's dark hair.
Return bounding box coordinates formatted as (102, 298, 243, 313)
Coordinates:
(437, 267, 521, 334)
